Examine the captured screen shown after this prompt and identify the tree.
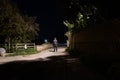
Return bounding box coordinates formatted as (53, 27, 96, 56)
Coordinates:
(0, 0, 39, 52)
(62, 0, 104, 49)
(63, 9, 99, 34)
(0, 0, 39, 43)
(22, 15, 39, 43)
(63, 0, 104, 35)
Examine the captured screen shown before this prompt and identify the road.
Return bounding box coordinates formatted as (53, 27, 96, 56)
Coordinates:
(0, 46, 106, 80)
(0, 47, 67, 64)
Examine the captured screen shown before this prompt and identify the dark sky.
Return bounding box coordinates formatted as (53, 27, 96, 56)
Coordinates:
(12, 0, 120, 43)
(12, 0, 68, 43)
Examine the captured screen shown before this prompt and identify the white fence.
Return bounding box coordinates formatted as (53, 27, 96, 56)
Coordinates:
(16, 43, 36, 50)
(16, 43, 52, 51)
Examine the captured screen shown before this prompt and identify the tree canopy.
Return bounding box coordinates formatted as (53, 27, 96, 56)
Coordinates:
(0, 0, 39, 44)
(62, 0, 103, 35)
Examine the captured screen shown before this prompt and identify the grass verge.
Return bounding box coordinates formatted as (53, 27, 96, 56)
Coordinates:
(7, 48, 37, 56)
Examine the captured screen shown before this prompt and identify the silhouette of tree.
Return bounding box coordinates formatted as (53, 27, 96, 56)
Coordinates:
(0, 0, 39, 52)
(63, 0, 103, 35)
(22, 15, 39, 43)
(0, 0, 39, 44)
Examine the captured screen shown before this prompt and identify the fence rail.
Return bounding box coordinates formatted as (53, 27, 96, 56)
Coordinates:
(16, 43, 36, 50)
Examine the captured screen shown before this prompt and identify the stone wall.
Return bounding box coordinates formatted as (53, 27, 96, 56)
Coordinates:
(36, 43, 52, 52)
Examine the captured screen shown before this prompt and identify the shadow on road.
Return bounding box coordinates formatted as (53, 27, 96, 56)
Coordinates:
(0, 55, 106, 80)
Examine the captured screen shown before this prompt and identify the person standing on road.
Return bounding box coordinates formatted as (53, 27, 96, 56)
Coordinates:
(53, 37, 58, 52)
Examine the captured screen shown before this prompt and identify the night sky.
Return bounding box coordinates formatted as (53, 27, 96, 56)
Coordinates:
(12, 0, 68, 43)
(11, 0, 120, 43)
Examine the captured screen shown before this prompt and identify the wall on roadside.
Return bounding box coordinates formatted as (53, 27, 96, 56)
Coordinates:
(36, 43, 52, 52)
(70, 20, 120, 54)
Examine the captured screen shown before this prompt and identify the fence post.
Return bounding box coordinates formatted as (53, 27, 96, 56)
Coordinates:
(24, 44, 27, 49)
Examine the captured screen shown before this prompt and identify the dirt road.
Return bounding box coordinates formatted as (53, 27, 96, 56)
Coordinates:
(0, 47, 67, 64)
(0, 47, 106, 80)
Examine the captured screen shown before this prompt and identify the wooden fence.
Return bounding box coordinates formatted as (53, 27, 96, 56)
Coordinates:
(1, 43, 52, 52)
(16, 43, 36, 50)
